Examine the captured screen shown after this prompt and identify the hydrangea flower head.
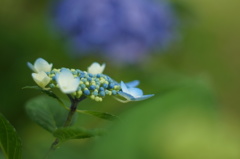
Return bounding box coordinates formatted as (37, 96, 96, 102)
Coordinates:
(28, 58, 154, 102)
(52, 0, 178, 63)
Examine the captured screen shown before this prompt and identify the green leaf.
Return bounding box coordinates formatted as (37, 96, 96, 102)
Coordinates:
(23, 86, 68, 110)
(22, 86, 41, 90)
(77, 110, 118, 121)
(53, 127, 104, 143)
(90, 77, 219, 159)
(25, 95, 76, 132)
(0, 114, 22, 159)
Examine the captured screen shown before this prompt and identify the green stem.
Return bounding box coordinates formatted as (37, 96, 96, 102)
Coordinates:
(45, 95, 86, 158)
(63, 98, 79, 127)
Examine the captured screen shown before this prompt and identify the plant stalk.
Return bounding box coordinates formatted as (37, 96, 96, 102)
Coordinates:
(45, 95, 86, 158)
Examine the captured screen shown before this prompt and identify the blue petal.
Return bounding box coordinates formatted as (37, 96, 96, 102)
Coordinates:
(125, 80, 140, 88)
(134, 94, 154, 101)
(118, 91, 135, 100)
(118, 91, 154, 102)
(120, 81, 129, 93)
(27, 62, 36, 72)
(128, 88, 143, 97)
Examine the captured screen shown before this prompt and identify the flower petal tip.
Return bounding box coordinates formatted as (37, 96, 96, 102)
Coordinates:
(88, 62, 106, 74)
(28, 58, 53, 73)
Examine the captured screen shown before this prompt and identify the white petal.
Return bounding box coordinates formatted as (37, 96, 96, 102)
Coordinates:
(56, 69, 79, 94)
(57, 69, 73, 84)
(68, 78, 80, 92)
(88, 62, 105, 74)
(34, 58, 53, 72)
(32, 71, 51, 88)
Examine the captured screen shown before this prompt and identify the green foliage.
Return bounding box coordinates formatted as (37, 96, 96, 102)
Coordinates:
(0, 114, 22, 159)
(23, 86, 68, 109)
(25, 95, 110, 148)
(22, 86, 41, 90)
(25, 95, 74, 132)
(90, 78, 218, 159)
(24, 86, 118, 121)
(77, 110, 118, 121)
(53, 127, 104, 143)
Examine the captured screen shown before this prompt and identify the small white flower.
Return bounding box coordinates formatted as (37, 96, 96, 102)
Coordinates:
(56, 69, 80, 94)
(88, 62, 106, 74)
(27, 58, 53, 73)
(32, 71, 51, 89)
(115, 81, 154, 103)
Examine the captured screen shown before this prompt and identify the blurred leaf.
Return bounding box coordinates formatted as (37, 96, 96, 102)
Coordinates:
(25, 95, 76, 132)
(90, 77, 218, 159)
(77, 110, 118, 121)
(0, 114, 22, 159)
(23, 86, 68, 110)
(171, 0, 196, 20)
(53, 127, 104, 143)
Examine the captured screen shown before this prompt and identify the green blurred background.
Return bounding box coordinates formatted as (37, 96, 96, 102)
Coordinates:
(0, 0, 240, 158)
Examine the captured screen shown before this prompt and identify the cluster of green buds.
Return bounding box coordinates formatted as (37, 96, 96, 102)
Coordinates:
(28, 58, 154, 103)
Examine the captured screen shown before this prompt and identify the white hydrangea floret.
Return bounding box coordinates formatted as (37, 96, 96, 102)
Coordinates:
(56, 69, 80, 94)
(115, 81, 154, 103)
(88, 62, 106, 74)
(32, 71, 51, 89)
(27, 58, 53, 73)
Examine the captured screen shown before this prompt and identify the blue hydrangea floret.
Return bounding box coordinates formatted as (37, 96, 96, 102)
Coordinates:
(115, 81, 154, 103)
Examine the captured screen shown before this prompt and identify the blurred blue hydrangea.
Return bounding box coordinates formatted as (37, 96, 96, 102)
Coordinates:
(52, 0, 178, 63)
